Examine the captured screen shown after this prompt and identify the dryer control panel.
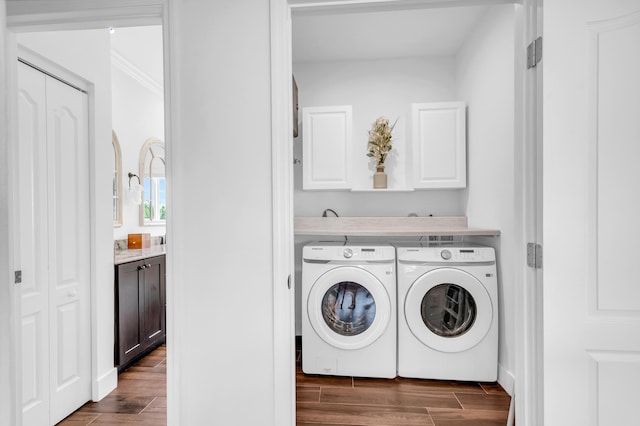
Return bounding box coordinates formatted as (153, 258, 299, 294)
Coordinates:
(396, 245, 495, 263)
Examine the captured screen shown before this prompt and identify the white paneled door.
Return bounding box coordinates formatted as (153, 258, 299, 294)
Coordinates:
(544, 1, 640, 425)
(18, 61, 91, 426)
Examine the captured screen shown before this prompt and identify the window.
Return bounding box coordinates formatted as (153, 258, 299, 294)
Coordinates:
(144, 176, 166, 221)
(113, 130, 123, 226)
(139, 138, 166, 225)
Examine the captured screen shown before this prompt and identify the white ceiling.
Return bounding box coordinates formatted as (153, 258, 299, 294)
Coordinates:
(292, 6, 489, 63)
(107, 7, 488, 79)
(110, 25, 164, 85)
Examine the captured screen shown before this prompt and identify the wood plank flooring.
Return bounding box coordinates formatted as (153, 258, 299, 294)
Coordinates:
(296, 340, 512, 426)
(58, 342, 512, 425)
(57, 345, 167, 425)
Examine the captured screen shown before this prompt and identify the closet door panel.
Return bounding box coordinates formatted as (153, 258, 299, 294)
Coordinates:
(45, 75, 91, 425)
(18, 61, 92, 425)
(17, 62, 49, 426)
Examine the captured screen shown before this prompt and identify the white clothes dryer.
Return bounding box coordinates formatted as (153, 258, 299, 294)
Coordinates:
(395, 243, 498, 382)
(302, 242, 396, 378)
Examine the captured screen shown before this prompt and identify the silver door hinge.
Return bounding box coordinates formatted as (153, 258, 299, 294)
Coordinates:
(527, 243, 542, 269)
(15, 270, 22, 284)
(527, 36, 542, 69)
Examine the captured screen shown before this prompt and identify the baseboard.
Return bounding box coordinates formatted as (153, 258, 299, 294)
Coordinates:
(498, 363, 515, 396)
(93, 367, 118, 401)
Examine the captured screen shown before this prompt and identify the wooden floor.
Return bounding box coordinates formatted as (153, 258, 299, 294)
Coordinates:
(59, 343, 511, 425)
(296, 343, 512, 426)
(57, 345, 167, 425)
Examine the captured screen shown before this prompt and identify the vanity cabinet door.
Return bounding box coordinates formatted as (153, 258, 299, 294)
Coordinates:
(115, 260, 145, 369)
(115, 255, 165, 371)
(302, 105, 352, 190)
(412, 102, 466, 189)
(141, 256, 166, 348)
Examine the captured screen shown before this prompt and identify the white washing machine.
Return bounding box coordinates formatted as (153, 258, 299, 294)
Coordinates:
(395, 243, 498, 382)
(302, 242, 396, 378)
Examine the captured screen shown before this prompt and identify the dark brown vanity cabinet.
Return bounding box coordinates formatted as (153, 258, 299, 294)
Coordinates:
(115, 255, 166, 371)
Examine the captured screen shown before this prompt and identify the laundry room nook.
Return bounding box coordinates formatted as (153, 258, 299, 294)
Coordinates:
(293, 3, 517, 424)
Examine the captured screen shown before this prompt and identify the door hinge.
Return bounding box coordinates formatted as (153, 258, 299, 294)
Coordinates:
(527, 243, 542, 269)
(527, 36, 542, 69)
(15, 270, 22, 284)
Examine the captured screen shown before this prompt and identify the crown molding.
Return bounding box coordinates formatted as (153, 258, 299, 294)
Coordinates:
(289, 0, 514, 15)
(111, 48, 163, 99)
(6, 0, 163, 31)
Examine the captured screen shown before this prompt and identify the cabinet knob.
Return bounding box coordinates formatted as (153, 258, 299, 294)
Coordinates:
(140, 265, 147, 270)
(147, 264, 152, 268)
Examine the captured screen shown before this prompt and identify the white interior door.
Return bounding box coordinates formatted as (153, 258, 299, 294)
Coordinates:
(18, 61, 91, 426)
(45, 69, 91, 425)
(18, 59, 50, 426)
(544, 1, 640, 425)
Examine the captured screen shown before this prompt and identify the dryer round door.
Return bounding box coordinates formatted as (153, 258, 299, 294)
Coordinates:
(307, 266, 391, 350)
(404, 268, 493, 353)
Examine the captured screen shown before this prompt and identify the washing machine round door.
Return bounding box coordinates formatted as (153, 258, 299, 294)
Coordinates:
(405, 268, 492, 353)
(307, 266, 391, 350)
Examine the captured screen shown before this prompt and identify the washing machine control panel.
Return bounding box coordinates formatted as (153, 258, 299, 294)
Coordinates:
(396, 245, 496, 263)
(303, 243, 396, 262)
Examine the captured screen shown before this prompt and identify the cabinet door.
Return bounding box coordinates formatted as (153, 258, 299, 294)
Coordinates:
(302, 105, 352, 190)
(115, 261, 144, 367)
(412, 102, 466, 188)
(141, 256, 165, 345)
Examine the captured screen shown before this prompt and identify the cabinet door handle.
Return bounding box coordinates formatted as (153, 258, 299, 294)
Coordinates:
(139, 265, 147, 270)
(147, 264, 152, 268)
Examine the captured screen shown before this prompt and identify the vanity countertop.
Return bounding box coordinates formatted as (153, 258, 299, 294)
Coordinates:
(114, 244, 166, 265)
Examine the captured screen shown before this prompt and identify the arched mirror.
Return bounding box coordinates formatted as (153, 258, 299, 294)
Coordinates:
(139, 137, 166, 225)
(112, 130, 123, 227)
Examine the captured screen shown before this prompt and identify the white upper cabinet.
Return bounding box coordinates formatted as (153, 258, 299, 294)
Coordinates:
(412, 102, 466, 189)
(302, 106, 352, 190)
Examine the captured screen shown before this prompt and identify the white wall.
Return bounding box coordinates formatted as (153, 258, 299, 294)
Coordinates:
(293, 56, 467, 334)
(16, 29, 117, 400)
(111, 57, 165, 239)
(168, 1, 276, 424)
(456, 4, 516, 391)
(293, 56, 465, 217)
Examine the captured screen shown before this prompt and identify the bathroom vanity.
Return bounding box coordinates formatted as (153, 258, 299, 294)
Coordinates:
(114, 245, 166, 372)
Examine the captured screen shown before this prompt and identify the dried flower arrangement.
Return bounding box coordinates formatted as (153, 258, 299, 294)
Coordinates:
(367, 116, 397, 167)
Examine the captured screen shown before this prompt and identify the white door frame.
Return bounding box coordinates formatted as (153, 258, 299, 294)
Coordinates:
(274, 0, 542, 424)
(270, 1, 296, 424)
(514, 0, 544, 424)
(1, 4, 19, 423)
(3, 1, 177, 424)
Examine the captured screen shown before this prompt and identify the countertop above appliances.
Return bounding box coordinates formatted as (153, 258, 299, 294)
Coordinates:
(294, 216, 500, 237)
